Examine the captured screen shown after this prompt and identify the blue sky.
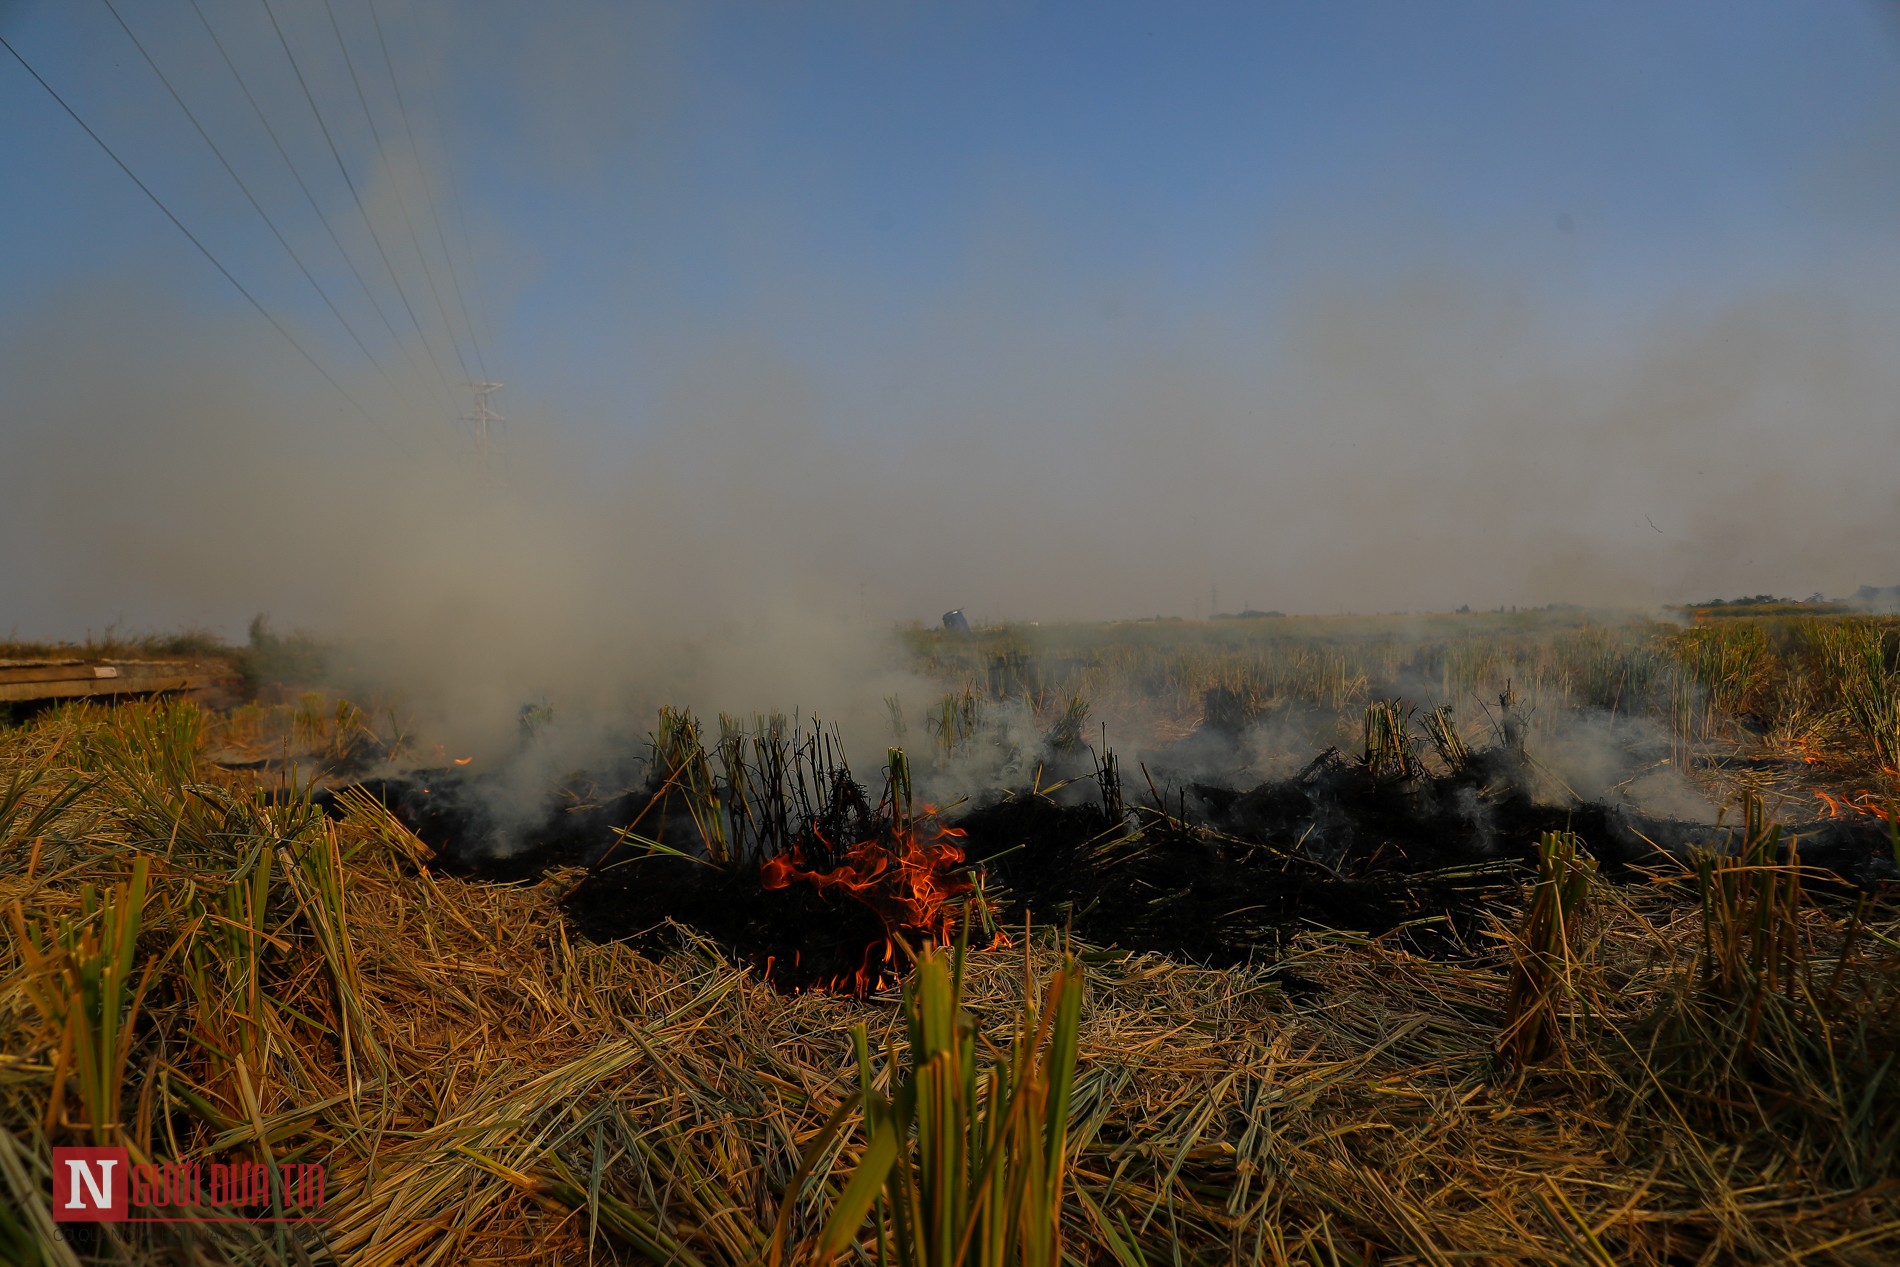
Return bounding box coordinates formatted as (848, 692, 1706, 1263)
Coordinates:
(4, 1, 1900, 630)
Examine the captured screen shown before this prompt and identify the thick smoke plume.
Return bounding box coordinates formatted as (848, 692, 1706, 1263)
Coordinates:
(4, 266, 1898, 783)
(4, 1, 1898, 792)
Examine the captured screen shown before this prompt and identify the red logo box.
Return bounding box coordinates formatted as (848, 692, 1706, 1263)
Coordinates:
(52, 1147, 129, 1222)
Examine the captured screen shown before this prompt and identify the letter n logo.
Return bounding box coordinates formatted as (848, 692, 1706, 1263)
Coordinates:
(52, 1147, 128, 1222)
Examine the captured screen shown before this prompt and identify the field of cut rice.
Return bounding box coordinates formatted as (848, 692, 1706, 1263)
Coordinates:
(6, 609, 1900, 1264)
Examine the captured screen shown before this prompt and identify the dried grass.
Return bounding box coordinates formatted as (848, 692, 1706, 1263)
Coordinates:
(3, 696, 1900, 1264)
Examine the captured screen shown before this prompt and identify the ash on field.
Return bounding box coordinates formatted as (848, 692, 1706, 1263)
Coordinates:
(323, 691, 1897, 996)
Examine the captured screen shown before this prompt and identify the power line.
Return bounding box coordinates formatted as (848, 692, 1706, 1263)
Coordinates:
(318, 0, 473, 388)
(422, 62, 502, 379)
(399, 0, 502, 381)
(365, 0, 488, 380)
(257, 0, 459, 407)
(100, 0, 424, 421)
(0, 31, 404, 447)
(188, 0, 438, 418)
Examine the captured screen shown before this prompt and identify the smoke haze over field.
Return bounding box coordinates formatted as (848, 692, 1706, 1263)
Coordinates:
(4, 1, 1900, 736)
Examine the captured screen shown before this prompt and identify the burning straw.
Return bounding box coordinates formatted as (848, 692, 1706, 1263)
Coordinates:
(7, 693, 1900, 1263)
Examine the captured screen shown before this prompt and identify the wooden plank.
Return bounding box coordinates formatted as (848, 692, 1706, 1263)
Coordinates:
(0, 664, 124, 686)
(0, 661, 237, 705)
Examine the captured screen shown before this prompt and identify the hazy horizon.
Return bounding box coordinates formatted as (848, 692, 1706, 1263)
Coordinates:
(5, 1, 1898, 710)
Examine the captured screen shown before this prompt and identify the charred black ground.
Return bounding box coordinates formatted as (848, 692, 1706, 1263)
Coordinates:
(322, 739, 1897, 993)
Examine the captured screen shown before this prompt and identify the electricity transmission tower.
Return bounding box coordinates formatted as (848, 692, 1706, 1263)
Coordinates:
(461, 381, 505, 478)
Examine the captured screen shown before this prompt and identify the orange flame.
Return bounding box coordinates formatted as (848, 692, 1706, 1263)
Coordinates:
(1790, 737, 1827, 766)
(759, 806, 973, 995)
(1815, 789, 1898, 823)
(453, 756, 474, 766)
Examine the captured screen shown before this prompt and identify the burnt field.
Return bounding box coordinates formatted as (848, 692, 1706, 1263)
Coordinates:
(6, 609, 1900, 1264)
(335, 717, 1895, 995)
